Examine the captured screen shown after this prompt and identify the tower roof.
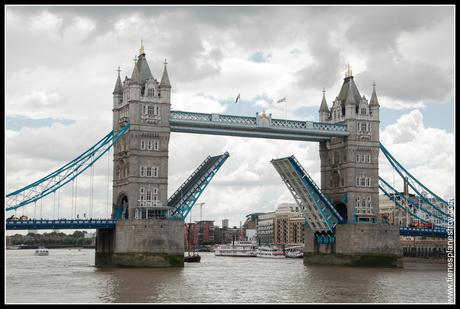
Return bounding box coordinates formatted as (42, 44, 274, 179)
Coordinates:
(337, 76, 361, 105)
(319, 89, 329, 113)
(369, 82, 380, 107)
(160, 59, 171, 88)
(131, 53, 153, 86)
(113, 68, 123, 95)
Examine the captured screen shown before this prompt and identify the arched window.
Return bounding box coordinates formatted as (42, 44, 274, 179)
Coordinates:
(148, 88, 154, 97)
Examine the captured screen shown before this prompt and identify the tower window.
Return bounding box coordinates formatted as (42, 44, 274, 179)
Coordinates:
(140, 166, 145, 177)
(153, 139, 160, 151)
(146, 167, 152, 177)
(146, 189, 152, 201)
(148, 106, 154, 116)
(140, 140, 146, 150)
(361, 108, 366, 115)
(147, 140, 153, 150)
(153, 167, 159, 178)
(148, 88, 154, 97)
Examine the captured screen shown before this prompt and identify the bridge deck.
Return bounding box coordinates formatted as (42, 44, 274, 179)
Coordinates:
(6, 219, 116, 230)
(170, 110, 349, 142)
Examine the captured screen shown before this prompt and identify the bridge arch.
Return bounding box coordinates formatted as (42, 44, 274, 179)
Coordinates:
(114, 192, 129, 220)
(333, 202, 347, 224)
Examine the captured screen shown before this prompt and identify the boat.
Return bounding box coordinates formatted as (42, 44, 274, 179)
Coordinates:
(184, 219, 200, 263)
(285, 245, 304, 258)
(184, 253, 201, 263)
(256, 245, 285, 258)
(34, 248, 49, 256)
(214, 240, 257, 257)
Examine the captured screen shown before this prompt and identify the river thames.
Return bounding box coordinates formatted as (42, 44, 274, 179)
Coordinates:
(6, 249, 449, 304)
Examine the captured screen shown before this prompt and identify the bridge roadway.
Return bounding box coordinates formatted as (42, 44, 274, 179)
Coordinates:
(5, 219, 449, 238)
(169, 110, 349, 142)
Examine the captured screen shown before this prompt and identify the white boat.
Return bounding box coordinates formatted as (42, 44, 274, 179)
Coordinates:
(34, 248, 49, 256)
(214, 241, 257, 257)
(285, 245, 304, 258)
(256, 246, 285, 258)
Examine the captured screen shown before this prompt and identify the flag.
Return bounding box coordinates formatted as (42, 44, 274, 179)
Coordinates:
(277, 97, 286, 103)
(235, 93, 240, 103)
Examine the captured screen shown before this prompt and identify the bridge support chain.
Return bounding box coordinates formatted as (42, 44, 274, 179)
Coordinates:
(100, 219, 184, 268)
(303, 224, 403, 268)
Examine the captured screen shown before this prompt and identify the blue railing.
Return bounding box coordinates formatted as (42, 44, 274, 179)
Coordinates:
(6, 219, 116, 230)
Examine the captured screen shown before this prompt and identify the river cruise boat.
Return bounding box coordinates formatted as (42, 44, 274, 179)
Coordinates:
(214, 241, 257, 257)
(34, 248, 49, 256)
(256, 246, 285, 258)
(285, 245, 304, 258)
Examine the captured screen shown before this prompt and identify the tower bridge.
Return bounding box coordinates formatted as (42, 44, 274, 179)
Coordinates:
(6, 45, 452, 267)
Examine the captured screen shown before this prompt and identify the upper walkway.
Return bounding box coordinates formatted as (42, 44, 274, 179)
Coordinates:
(169, 110, 349, 142)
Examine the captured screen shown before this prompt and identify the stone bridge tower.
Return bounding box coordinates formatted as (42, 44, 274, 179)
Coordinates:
(112, 44, 172, 221)
(319, 66, 380, 224)
(96, 44, 184, 268)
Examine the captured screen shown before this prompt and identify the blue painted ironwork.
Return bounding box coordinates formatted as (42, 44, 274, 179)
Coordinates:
(271, 155, 343, 234)
(169, 110, 349, 142)
(6, 219, 115, 230)
(399, 227, 448, 238)
(315, 233, 336, 244)
(6, 124, 130, 212)
(380, 143, 451, 222)
(168, 152, 230, 220)
(379, 176, 446, 225)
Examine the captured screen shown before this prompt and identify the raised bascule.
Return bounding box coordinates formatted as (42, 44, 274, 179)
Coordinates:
(6, 45, 452, 268)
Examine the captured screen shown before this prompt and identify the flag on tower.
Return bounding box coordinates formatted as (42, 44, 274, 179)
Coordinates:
(235, 93, 240, 103)
(277, 97, 287, 103)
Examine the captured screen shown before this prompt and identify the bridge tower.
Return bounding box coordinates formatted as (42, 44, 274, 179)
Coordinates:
(96, 44, 184, 267)
(309, 67, 401, 266)
(319, 67, 380, 223)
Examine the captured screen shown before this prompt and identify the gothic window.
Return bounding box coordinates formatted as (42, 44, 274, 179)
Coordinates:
(142, 105, 148, 115)
(356, 153, 360, 163)
(356, 177, 360, 186)
(154, 105, 160, 115)
(360, 177, 365, 187)
(140, 187, 145, 201)
(153, 167, 159, 178)
(146, 167, 152, 177)
(153, 188, 159, 202)
(147, 140, 153, 150)
(148, 106, 154, 116)
(153, 139, 160, 151)
(365, 177, 370, 187)
(140, 140, 146, 150)
(146, 189, 152, 201)
(367, 155, 371, 163)
(148, 88, 154, 97)
(361, 108, 366, 115)
(367, 196, 372, 207)
(140, 166, 145, 177)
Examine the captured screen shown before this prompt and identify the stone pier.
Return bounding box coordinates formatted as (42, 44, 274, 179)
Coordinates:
(95, 219, 184, 267)
(303, 224, 403, 267)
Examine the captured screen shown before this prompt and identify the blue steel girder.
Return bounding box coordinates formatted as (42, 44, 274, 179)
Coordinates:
(169, 110, 349, 142)
(168, 152, 229, 220)
(399, 227, 448, 238)
(271, 155, 343, 234)
(6, 124, 130, 212)
(379, 143, 451, 222)
(379, 176, 446, 225)
(6, 219, 115, 230)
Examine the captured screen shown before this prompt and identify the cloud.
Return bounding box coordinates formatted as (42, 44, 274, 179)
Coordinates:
(5, 6, 454, 228)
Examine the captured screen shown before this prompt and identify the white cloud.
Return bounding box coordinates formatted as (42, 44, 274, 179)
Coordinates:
(5, 6, 455, 228)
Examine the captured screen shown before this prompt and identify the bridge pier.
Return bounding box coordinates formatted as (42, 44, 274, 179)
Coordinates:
(303, 224, 403, 267)
(95, 219, 184, 268)
(95, 228, 115, 267)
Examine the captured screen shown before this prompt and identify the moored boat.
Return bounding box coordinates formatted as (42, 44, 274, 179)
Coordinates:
(256, 246, 285, 258)
(34, 248, 49, 256)
(285, 245, 304, 258)
(214, 241, 257, 257)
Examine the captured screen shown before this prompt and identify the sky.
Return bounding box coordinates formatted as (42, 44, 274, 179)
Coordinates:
(5, 5, 455, 233)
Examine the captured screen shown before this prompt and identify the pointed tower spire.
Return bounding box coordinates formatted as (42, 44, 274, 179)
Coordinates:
(160, 58, 171, 88)
(139, 39, 145, 55)
(319, 88, 329, 112)
(113, 66, 123, 95)
(345, 79, 356, 105)
(369, 81, 380, 107)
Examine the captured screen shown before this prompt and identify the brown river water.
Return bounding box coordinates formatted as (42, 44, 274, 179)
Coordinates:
(5, 249, 450, 303)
